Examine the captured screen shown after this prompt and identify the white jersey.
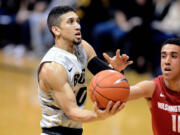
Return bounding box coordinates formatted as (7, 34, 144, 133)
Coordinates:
(37, 45, 88, 129)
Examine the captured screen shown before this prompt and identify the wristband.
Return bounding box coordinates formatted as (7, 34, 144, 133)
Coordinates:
(87, 56, 124, 75)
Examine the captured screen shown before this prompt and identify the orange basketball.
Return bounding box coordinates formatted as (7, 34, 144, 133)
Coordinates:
(89, 70, 130, 109)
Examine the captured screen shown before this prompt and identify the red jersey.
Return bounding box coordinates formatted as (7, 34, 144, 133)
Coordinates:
(151, 75, 180, 135)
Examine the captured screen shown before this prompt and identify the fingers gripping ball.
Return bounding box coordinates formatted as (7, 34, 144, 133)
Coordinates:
(89, 70, 130, 109)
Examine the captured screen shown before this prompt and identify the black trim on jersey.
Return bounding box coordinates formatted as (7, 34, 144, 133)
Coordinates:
(87, 56, 124, 75)
(46, 105, 60, 110)
(42, 126, 83, 135)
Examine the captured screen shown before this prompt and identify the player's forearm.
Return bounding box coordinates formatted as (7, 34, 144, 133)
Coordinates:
(128, 92, 141, 101)
(128, 85, 149, 101)
(66, 108, 99, 123)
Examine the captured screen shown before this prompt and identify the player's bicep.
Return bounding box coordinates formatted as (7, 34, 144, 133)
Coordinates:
(41, 63, 78, 114)
(51, 81, 78, 116)
(128, 80, 155, 100)
(44, 63, 68, 91)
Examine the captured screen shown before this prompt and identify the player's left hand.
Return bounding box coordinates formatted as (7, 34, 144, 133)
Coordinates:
(103, 49, 133, 72)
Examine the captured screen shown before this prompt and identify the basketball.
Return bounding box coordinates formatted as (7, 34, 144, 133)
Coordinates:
(89, 70, 130, 109)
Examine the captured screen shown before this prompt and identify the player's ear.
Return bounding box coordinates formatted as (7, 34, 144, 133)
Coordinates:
(51, 26, 61, 36)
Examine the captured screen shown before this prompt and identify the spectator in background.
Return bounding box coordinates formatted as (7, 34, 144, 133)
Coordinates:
(152, 0, 173, 21)
(90, 0, 155, 67)
(152, 0, 180, 36)
(119, 0, 155, 73)
(1, 0, 81, 58)
(27, 0, 81, 57)
(0, 0, 21, 47)
(1, 0, 34, 58)
(150, 0, 179, 77)
(78, 0, 112, 44)
(29, 0, 52, 57)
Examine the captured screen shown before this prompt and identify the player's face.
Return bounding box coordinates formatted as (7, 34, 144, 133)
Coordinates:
(161, 44, 180, 80)
(59, 11, 81, 45)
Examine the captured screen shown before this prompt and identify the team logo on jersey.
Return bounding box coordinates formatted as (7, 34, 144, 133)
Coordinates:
(160, 93, 165, 97)
(74, 69, 85, 87)
(68, 67, 73, 72)
(73, 69, 87, 106)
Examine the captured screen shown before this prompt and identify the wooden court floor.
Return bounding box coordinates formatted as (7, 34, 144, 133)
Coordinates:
(0, 51, 153, 135)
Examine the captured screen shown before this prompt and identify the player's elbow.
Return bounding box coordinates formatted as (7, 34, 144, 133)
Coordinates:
(66, 108, 96, 123)
(65, 108, 84, 122)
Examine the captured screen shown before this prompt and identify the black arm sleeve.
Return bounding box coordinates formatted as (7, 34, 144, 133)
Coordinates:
(87, 56, 113, 75)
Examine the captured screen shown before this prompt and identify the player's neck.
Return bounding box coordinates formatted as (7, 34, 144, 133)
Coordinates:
(55, 39, 74, 53)
(164, 78, 180, 92)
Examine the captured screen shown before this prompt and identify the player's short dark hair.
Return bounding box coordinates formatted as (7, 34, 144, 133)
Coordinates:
(162, 38, 180, 47)
(47, 6, 76, 36)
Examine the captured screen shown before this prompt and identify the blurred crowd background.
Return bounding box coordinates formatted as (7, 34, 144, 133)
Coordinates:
(1, 1, 179, 134)
(1, 0, 180, 76)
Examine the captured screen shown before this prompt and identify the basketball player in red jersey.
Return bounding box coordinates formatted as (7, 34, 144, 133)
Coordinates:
(104, 38, 180, 135)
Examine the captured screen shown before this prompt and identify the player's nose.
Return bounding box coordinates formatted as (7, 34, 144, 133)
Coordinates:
(75, 22, 81, 30)
(165, 56, 171, 65)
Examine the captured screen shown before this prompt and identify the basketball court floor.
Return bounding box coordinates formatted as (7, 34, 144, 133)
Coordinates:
(0, 51, 153, 135)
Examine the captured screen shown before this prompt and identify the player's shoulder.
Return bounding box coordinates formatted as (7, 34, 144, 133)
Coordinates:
(142, 80, 155, 85)
(145, 80, 156, 95)
(80, 40, 96, 60)
(39, 62, 68, 92)
(80, 40, 91, 48)
(40, 62, 67, 79)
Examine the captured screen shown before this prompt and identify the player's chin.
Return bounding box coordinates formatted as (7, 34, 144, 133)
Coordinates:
(73, 38, 82, 45)
(163, 72, 174, 80)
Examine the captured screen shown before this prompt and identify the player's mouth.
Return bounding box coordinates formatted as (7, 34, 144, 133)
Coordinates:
(75, 32, 81, 39)
(164, 67, 172, 73)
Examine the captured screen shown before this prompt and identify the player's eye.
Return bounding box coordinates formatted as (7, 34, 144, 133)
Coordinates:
(171, 52, 178, 59)
(161, 54, 166, 59)
(172, 55, 177, 58)
(68, 18, 74, 24)
(77, 19, 80, 24)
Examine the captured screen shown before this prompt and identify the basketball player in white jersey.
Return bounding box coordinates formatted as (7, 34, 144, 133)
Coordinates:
(37, 6, 133, 135)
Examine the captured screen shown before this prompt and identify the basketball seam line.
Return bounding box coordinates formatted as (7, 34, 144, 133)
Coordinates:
(90, 71, 126, 105)
(90, 78, 117, 103)
(96, 72, 129, 89)
(96, 72, 118, 84)
(93, 87, 117, 102)
(96, 84, 129, 89)
(90, 82, 106, 108)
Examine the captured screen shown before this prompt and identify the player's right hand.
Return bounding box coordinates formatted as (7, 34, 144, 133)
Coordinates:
(94, 101, 125, 120)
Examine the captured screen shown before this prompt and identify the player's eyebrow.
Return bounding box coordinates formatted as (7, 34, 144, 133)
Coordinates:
(67, 16, 74, 20)
(171, 51, 178, 55)
(161, 51, 178, 55)
(67, 15, 79, 20)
